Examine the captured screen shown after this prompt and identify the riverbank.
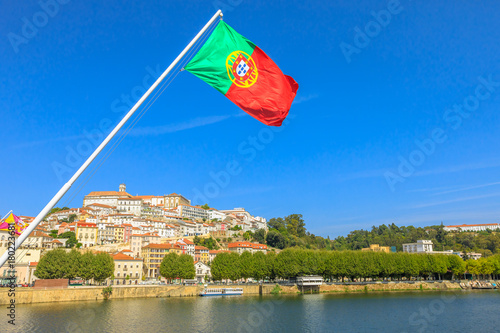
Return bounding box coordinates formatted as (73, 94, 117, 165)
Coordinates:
(1, 281, 498, 305)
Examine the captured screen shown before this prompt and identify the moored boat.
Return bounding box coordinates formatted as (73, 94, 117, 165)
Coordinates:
(199, 287, 243, 296)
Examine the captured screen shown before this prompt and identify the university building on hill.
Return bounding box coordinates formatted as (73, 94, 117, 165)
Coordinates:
(443, 223, 500, 232)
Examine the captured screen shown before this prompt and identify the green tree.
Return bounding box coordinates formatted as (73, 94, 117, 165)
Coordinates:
(177, 254, 195, 280)
(266, 252, 277, 281)
(466, 259, 480, 278)
(477, 258, 494, 279)
(201, 204, 210, 210)
(58, 231, 78, 248)
(285, 214, 307, 237)
(68, 214, 78, 223)
(65, 249, 82, 279)
(273, 249, 300, 278)
(447, 255, 466, 279)
(243, 231, 253, 241)
(211, 252, 231, 281)
(79, 252, 95, 283)
(92, 252, 114, 283)
(253, 229, 266, 244)
(227, 252, 242, 282)
(34, 248, 68, 279)
(268, 217, 286, 232)
(266, 230, 287, 249)
(252, 251, 268, 281)
(239, 251, 254, 281)
(160, 252, 180, 281)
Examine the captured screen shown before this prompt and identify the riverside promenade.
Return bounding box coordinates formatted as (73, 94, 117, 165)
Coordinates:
(1, 281, 488, 305)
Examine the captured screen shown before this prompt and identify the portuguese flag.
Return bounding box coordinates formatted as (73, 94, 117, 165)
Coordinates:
(185, 21, 298, 126)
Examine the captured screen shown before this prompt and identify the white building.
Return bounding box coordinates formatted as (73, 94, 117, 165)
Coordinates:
(177, 204, 208, 221)
(107, 214, 135, 225)
(175, 221, 198, 236)
(252, 216, 268, 230)
(141, 204, 164, 219)
(220, 208, 252, 221)
(403, 240, 433, 253)
(443, 223, 500, 232)
(207, 208, 226, 221)
(117, 197, 143, 216)
(460, 252, 482, 260)
(194, 261, 211, 283)
(83, 184, 132, 207)
(85, 203, 117, 216)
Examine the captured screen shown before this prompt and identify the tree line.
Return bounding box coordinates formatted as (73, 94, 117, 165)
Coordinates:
(253, 214, 500, 256)
(210, 249, 500, 282)
(34, 249, 114, 283)
(332, 223, 500, 255)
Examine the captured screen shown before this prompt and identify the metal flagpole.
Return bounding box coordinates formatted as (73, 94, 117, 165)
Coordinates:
(0, 9, 223, 268)
(1, 210, 13, 221)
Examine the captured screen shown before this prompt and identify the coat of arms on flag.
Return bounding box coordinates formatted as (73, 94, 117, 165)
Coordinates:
(0, 212, 27, 235)
(226, 50, 258, 88)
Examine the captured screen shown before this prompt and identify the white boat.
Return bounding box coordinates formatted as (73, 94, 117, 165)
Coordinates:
(199, 287, 243, 296)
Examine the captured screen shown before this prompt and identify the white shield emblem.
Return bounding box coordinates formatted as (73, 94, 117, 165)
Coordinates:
(236, 60, 249, 77)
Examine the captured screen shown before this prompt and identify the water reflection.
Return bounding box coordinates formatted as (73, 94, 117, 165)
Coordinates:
(5, 291, 500, 333)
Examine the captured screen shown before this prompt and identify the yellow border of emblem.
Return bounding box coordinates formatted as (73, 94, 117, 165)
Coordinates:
(226, 50, 258, 88)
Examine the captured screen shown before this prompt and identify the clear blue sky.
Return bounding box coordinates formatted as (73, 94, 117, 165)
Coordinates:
(1, 0, 500, 237)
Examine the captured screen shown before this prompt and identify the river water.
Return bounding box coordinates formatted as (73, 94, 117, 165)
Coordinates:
(4, 290, 500, 332)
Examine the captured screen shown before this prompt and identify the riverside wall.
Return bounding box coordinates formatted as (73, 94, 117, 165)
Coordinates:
(0, 284, 272, 305)
(1, 281, 494, 305)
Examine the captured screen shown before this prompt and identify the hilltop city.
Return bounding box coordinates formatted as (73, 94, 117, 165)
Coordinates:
(1, 183, 500, 287)
(1, 184, 269, 285)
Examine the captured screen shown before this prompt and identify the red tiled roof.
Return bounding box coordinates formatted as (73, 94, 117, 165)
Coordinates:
(445, 223, 500, 228)
(209, 250, 229, 254)
(112, 252, 142, 261)
(87, 203, 115, 208)
(118, 197, 142, 201)
(228, 241, 267, 250)
(28, 230, 52, 238)
(143, 243, 180, 250)
(86, 191, 132, 197)
(76, 222, 97, 228)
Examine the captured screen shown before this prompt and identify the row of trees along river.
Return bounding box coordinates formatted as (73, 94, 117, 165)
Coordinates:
(33, 247, 500, 284)
(208, 249, 500, 282)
